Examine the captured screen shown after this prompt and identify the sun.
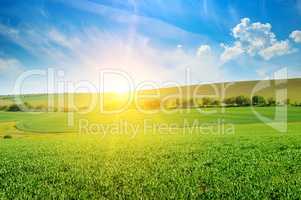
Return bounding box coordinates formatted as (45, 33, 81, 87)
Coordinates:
(112, 84, 130, 94)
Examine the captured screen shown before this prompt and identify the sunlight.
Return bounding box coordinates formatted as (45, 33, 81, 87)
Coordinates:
(111, 84, 130, 94)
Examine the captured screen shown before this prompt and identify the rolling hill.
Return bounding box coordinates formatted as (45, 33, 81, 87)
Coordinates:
(0, 78, 301, 109)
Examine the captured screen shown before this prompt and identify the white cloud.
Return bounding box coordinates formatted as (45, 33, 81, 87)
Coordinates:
(232, 18, 276, 55)
(220, 42, 244, 62)
(259, 40, 292, 60)
(196, 45, 211, 57)
(0, 57, 23, 77)
(290, 30, 301, 43)
(221, 18, 294, 62)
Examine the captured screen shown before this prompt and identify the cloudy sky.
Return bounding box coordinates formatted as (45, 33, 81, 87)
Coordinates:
(0, 0, 301, 94)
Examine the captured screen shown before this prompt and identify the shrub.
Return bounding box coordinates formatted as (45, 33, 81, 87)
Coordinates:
(6, 104, 22, 112)
(252, 96, 266, 106)
(3, 135, 12, 139)
(235, 96, 251, 106)
(223, 97, 236, 106)
(293, 102, 301, 106)
(267, 97, 276, 106)
(202, 97, 213, 106)
(211, 100, 221, 106)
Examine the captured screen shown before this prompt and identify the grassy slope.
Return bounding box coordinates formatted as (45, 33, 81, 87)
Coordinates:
(1, 78, 301, 107)
(140, 78, 301, 102)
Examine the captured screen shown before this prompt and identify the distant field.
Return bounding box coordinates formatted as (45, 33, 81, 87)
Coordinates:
(1, 78, 301, 108)
(0, 106, 299, 133)
(0, 107, 301, 199)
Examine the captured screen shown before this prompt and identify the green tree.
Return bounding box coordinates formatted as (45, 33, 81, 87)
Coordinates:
(211, 100, 220, 106)
(6, 104, 22, 112)
(223, 97, 236, 106)
(235, 96, 251, 106)
(252, 96, 266, 106)
(202, 97, 212, 107)
(267, 97, 276, 106)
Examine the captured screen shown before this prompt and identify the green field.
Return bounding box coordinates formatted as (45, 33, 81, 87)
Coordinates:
(1, 107, 301, 199)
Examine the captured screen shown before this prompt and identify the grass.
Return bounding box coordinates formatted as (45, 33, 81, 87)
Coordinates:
(0, 107, 300, 199)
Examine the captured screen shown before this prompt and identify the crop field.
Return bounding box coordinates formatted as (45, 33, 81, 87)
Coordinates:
(0, 107, 301, 199)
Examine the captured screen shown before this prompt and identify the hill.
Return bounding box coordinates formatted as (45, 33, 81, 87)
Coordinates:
(0, 78, 301, 110)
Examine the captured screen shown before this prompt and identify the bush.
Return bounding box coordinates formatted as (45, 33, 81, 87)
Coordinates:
(202, 97, 213, 106)
(252, 96, 266, 106)
(267, 97, 276, 106)
(223, 97, 236, 106)
(6, 104, 22, 112)
(211, 100, 221, 106)
(3, 135, 12, 139)
(235, 96, 251, 106)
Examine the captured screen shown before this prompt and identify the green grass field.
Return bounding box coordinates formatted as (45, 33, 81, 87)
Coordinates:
(0, 107, 301, 199)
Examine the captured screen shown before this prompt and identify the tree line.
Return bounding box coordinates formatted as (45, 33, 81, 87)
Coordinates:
(0, 103, 77, 112)
(0, 95, 300, 112)
(142, 95, 299, 110)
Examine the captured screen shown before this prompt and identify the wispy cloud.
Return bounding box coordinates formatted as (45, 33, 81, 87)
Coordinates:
(0, 57, 23, 78)
(59, 0, 211, 44)
(196, 45, 211, 57)
(0, 21, 223, 88)
(220, 42, 244, 62)
(0, 23, 69, 62)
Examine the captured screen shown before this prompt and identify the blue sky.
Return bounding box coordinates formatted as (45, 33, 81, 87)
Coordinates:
(0, 0, 301, 94)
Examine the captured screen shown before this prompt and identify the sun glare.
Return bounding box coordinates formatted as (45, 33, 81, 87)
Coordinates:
(111, 84, 131, 94)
